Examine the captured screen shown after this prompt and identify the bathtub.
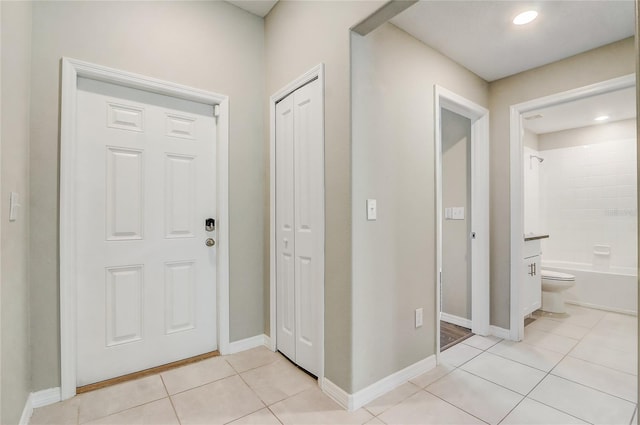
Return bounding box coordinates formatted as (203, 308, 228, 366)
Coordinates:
(541, 261, 638, 316)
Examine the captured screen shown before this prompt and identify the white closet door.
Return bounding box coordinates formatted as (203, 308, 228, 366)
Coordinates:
(276, 95, 296, 361)
(292, 80, 323, 376)
(275, 78, 323, 377)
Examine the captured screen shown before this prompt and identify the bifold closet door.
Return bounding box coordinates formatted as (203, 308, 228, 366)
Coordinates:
(275, 79, 323, 377)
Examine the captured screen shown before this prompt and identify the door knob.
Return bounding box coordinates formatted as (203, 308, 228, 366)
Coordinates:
(205, 238, 216, 247)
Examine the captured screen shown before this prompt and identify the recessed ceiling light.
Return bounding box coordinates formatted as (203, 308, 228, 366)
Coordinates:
(594, 115, 610, 121)
(513, 10, 538, 25)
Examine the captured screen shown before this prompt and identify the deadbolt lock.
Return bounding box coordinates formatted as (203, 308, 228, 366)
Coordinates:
(205, 238, 216, 247)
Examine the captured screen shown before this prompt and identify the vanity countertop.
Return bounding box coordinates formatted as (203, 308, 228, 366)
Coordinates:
(524, 233, 549, 241)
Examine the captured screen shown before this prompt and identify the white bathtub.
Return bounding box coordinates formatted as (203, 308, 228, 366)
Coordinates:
(541, 261, 638, 316)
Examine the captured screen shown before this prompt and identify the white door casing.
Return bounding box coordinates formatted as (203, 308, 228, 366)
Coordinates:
(60, 58, 230, 399)
(75, 78, 217, 385)
(435, 85, 490, 357)
(275, 78, 323, 377)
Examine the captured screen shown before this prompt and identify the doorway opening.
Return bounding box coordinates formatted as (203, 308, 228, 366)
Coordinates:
(509, 74, 636, 341)
(435, 86, 490, 356)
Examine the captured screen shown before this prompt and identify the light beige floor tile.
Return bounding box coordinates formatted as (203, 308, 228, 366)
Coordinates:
(501, 398, 587, 424)
(426, 369, 523, 425)
(270, 387, 372, 425)
(410, 363, 455, 388)
(551, 355, 637, 402)
(488, 340, 564, 372)
(227, 408, 282, 425)
(569, 338, 637, 375)
(171, 375, 264, 425)
(225, 346, 283, 373)
(83, 399, 178, 425)
(580, 330, 638, 354)
(529, 375, 636, 425)
(523, 328, 579, 355)
(461, 334, 502, 351)
(597, 312, 637, 330)
(377, 390, 484, 425)
(440, 343, 482, 367)
(364, 382, 421, 416)
(240, 358, 316, 405)
(160, 356, 236, 395)
(461, 352, 546, 395)
(31, 397, 80, 425)
(365, 417, 385, 424)
(77, 375, 167, 424)
(526, 317, 591, 340)
(562, 305, 607, 327)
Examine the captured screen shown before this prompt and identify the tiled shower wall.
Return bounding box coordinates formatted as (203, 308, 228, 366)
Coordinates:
(537, 125, 637, 269)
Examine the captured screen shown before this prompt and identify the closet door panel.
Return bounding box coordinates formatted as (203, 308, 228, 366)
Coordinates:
(293, 79, 323, 376)
(275, 95, 296, 361)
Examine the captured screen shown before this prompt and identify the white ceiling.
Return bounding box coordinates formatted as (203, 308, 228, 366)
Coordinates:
(523, 86, 636, 134)
(226, 0, 278, 17)
(390, 1, 635, 82)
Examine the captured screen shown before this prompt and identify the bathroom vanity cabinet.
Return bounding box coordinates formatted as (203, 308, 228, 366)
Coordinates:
(522, 237, 543, 316)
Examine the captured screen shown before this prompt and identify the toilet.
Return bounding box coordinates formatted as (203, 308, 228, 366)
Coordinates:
(540, 270, 576, 314)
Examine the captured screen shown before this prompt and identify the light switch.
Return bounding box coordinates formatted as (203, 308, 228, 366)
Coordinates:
(9, 192, 19, 222)
(366, 199, 377, 220)
(452, 207, 465, 220)
(444, 208, 452, 219)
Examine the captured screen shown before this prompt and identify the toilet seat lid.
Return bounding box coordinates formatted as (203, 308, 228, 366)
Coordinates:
(541, 270, 575, 281)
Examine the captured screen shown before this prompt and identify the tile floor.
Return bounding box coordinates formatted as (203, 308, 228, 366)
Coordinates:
(31, 305, 637, 425)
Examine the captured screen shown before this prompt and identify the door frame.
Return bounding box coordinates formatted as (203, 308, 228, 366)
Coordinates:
(269, 64, 325, 381)
(59, 57, 230, 399)
(435, 85, 490, 358)
(508, 73, 636, 341)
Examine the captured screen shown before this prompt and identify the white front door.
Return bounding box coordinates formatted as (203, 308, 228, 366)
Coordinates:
(275, 78, 323, 377)
(75, 77, 217, 386)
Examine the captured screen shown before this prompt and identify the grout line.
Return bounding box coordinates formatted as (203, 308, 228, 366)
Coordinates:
(160, 375, 182, 425)
(267, 405, 285, 425)
(422, 387, 491, 424)
(629, 405, 637, 425)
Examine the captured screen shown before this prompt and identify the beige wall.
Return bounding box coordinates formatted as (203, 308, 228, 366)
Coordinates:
(488, 37, 636, 329)
(539, 119, 636, 150)
(29, 1, 265, 390)
(441, 110, 471, 320)
(351, 22, 488, 392)
(265, 0, 384, 393)
(1, 2, 32, 423)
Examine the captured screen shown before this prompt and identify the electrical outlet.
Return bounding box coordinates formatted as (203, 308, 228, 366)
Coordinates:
(415, 308, 423, 328)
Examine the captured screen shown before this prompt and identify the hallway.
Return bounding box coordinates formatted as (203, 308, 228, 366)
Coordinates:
(31, 306, 636, 425)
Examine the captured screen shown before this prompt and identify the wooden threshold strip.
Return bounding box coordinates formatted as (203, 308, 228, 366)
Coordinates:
(76, 350, 220, 394)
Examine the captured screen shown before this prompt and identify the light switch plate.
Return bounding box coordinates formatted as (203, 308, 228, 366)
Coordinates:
(452, 207, 465, 220)
(366, 199, 377, 220)
(9, 192, 19, 222)
(415, 308, 423, 328)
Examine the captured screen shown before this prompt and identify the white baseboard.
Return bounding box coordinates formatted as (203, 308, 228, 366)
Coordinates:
(32, 387, 61, 408)
(322, 355, 436, 412)
(322, 378, 353, 410)
(19, 393, 33, 425)
(566, 301, 637, 317)
(490, 325, 511, 339)
(19, 387, 61, 425)
(440, 312, 472, 329)
(226, 334, 269, 354)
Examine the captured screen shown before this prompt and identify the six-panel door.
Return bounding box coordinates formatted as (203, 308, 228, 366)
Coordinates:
(75, 77, 218, 386)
